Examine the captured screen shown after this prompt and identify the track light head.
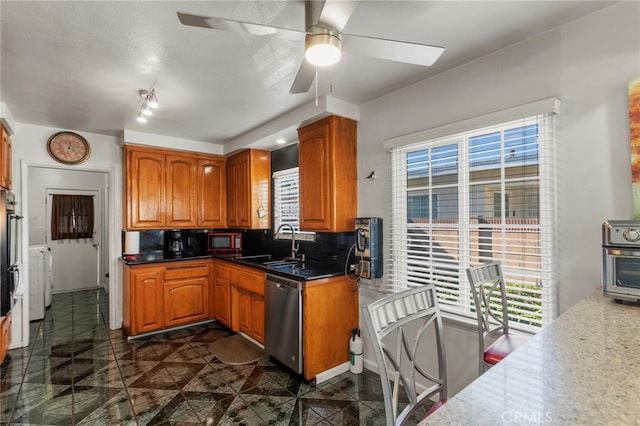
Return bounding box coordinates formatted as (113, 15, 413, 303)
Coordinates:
(136, 88, 159, 123)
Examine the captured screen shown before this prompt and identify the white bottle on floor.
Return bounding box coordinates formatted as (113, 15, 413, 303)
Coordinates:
(350, 328, 363, 374)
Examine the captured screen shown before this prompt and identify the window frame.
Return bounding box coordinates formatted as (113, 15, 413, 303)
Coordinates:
(272, 167, 314, 242)
(384, 101, 559, 330)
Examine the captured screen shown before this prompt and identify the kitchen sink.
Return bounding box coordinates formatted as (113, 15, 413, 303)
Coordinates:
(234, 254, 273, 263)
(262, 259, 302, 267)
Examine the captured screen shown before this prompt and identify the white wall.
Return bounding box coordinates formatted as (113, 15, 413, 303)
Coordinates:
(10, 123, 123, 347)
(356, 2, 640, 396)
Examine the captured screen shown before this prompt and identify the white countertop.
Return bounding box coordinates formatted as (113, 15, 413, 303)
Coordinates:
(421, 289, 640, 425)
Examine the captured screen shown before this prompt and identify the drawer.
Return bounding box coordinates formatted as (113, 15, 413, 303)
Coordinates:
(215, 263, 232, 280)
(164, 263, 210, 280)
(231, 267, 264, 295)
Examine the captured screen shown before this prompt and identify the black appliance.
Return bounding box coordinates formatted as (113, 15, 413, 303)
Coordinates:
(1, 190, 20, 316)
(165, 230, 184, 258)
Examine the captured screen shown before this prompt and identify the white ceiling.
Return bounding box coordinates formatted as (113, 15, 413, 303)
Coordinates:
(0, 1, 616, 150)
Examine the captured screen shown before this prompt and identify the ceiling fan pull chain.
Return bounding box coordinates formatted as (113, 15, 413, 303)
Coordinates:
(329, 66, 333, 94)
(315, 66, 319, 106)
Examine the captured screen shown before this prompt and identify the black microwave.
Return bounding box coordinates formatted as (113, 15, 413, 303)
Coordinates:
(207, 232, 242, 253)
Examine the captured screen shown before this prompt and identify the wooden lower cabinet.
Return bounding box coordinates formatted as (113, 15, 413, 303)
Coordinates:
(236, 287, 252, 335)
(164, 277, 210, 328)
(0, 313, 11, 364)
(131, 268, 164, 335)
(302, 275, 359, 380)
(123, 259, 213, 336)
(213, 261, 232, 327)
(251, 294, 265, 343)
(211, 259, 359, 379)
(214, 259, 265, 344)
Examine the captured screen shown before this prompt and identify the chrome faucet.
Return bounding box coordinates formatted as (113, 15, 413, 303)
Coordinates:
(275, 224, 299, 260)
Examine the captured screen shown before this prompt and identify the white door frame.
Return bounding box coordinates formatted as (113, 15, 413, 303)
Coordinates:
(17, 161, 120, 348)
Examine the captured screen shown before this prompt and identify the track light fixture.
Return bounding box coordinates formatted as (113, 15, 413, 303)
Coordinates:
(136, 89, 159, 123)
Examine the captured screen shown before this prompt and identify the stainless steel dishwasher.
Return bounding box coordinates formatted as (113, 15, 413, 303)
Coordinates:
(265, 273, 303, 374)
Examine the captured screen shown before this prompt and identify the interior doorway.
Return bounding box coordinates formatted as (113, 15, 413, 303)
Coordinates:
(27, 167, 109, 296)
(45, 189, 101, 293)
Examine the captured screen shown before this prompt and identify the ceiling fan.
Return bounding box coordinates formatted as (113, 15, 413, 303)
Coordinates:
(177, 0, 444, 94)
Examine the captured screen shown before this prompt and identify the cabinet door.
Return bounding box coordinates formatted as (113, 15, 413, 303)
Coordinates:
(198, 157, 227, 228)
(235, 152, 251, 228)
(0, 314, 11, 364)
(237, 288, 252, 335)
(214, 279, 231, 327)
(226, 157, 239, 227)
(251, 294, 265, 344)
(298, 116, 357, 232)
(166, 154, 198, 228)
(298, 120, 332, 231)
(127, 148, 166, 229)
(1, 126, 12, 190)
(164, 277, 210, 328)
(132, 269, 164, 334)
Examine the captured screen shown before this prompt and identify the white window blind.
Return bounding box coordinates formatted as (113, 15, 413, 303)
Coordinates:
(273, 167, 314, 241)
(388, 112, 557, 329)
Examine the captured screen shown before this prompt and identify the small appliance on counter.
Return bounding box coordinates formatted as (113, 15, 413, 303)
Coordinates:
(208, 231, 242, 254)
(165, 230, 184, 258)
(602, 220, 640, 302)
(122, 230, 140, 261)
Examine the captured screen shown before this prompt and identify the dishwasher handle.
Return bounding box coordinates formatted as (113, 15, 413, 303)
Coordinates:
(266, 273, 302, 289)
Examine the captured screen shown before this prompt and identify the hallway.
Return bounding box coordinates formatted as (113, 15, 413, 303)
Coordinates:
(0, 289, 394, 425)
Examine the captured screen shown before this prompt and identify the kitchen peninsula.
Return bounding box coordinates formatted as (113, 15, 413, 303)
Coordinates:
(421, 288, 640, 425)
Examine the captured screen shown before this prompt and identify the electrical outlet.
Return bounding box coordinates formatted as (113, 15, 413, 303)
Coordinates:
(349, 264, 356, 272)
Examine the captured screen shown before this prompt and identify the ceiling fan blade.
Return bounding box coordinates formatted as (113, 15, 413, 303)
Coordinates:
(316, 0, 358, 32)
(342, 33, 444, 67)
(177, 12, 305, 41)
(289, 60, 316, 94)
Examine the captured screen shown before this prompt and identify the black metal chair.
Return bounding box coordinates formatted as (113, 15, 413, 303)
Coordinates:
(466, 262, 529, 375)
(362, 284, 447, 426)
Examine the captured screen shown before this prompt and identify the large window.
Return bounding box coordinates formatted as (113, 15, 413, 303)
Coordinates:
(387, 108, 557, 330)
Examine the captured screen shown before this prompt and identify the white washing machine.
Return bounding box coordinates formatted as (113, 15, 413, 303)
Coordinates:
(29, 245, 51, 321)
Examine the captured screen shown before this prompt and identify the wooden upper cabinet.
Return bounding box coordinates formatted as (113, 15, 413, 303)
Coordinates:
(226, 149, 271, 229)
(198, 157, 227, 228)
(124, 145, 226, 230)
(1, 124, 12, 190)
(166, 154, 198, 227)
(298, 115, 357, 232)
(126, 147, 166, 229)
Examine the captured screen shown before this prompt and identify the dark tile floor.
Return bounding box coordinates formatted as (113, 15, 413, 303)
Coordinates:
(0, 289, 410, 425)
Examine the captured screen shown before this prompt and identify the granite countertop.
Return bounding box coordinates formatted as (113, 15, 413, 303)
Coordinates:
(421, 288, 640, 425)
(214, 255, 347, 281)
(120, 252, 348, 281)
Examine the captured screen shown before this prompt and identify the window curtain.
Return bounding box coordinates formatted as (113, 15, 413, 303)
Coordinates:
(51, 194, 94, 240)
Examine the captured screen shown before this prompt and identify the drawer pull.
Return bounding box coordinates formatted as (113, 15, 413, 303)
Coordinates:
(166, 264, 206, 270)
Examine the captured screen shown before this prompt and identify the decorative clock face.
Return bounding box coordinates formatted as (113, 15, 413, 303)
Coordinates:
(47, 132, 91, 164)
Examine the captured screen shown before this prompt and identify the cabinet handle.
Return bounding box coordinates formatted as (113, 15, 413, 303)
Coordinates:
(166, 264, 206, 270)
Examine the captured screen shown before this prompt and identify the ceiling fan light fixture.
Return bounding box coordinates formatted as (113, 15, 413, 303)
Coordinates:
(305, 28, 341, 67)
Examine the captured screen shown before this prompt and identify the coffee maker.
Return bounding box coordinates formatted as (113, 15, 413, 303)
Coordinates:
(165, 230, 184, 258)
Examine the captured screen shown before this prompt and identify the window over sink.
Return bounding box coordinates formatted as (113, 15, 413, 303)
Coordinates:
(273, 167, 314, 241)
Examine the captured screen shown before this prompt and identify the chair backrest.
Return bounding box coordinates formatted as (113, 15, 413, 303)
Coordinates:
(362, 284, 447, 426)
(466, 262, 510, 361)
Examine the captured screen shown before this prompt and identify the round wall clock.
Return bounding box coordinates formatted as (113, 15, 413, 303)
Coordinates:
(47, 131, 91, 164)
